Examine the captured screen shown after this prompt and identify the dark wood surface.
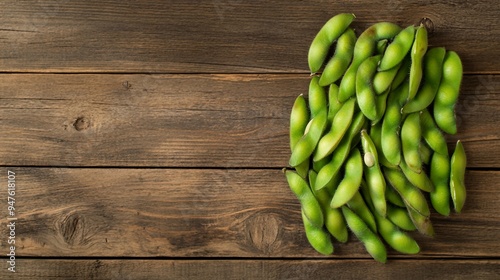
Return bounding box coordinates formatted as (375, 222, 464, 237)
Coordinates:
(0, 0, 499, 279)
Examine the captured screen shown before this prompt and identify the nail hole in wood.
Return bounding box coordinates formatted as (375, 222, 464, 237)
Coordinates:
(73, 117, 90, 131)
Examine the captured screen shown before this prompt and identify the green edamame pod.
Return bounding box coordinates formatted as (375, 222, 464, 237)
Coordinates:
(386, 203, 416, 231)
(342, 206, 387, 263)
(419, 141, 433, 166)
(314, 98, 356, 162)
(379, 25, 416, 71)
(375, 212, 420, 254)
(308, 76, 328, 119)
(402, 47, 446, 114)
(356, 55, 386, 121)
(347, 191, 377, 233)
(319, 28, 356, 86)
(308, 13, 356, 73)
(400, 159, 434, 192)
(391, 56, 411, 90)
(450, 140, 466, 213)
(315, 111, 366, 190)
(327, 84, 343, 122)
(338, 22, 402, 102)
(376, 39, 388, 54)
(330, 149, 363, 208)
(361, 130, 387, 217)
(401, 112, 423, 173)
(383, 167, 430, 217)
(295, 160, 310, 179)
(309, 170, 348, 243)
(420, 109, 448, 155)
(373, 60, 403, 94)
(385, 183, 406, 208)
(290, 94, 309, 151)
(285, 170, 324, 228)
(433, 51, 463, 135)
(370, 121, 398, 169)
(381, 82, 408, 166)
(313, 155, 330, 173)
(289, 110, 328, 167)
(301, 209, 334, 255)
(408, 24, 428, 101)
(430, 152, 451, 216)
(405, 201, 434, 237)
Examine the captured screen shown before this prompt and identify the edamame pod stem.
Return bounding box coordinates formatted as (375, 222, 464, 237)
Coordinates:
(450, 140, 466, 213)
(330, 149, 363, 208)
(309, 170, 348, 243)
(289, 110, 328, 167)
(401, 112, 423, 173)
(347, 191, 378, 233)
(315, 111, 366, 190)
(314, 98, 356, 162)
(308, 76, 328, 119)
(301, 209, 334, 255)
(402, 47, 446, 114)
(381, 82, 408, 166)
(338, 22, 402, 102)
(319, 28, 357, 86)
(356, 55, 385, 121)
(361, 130, 387, 217)
(342, 206, 387, 263)
(308, 13, 356, 73)
(433, 51, 463, 135)
(383, 167, 430, 217)
(408, 24, 428, 101)
(420, 109, 448, 156)
(430, 152, 451, 216)
(290, 94, 309, 151)
(379, 25, 416, 71)
(285, 170, 324, 228)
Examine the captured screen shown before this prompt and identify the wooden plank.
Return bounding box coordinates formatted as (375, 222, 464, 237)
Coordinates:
(0, 74, 498, 168)
(0, 0, 498, 73)
(0, 168, 498, 258)
(2, 259, 499, 279)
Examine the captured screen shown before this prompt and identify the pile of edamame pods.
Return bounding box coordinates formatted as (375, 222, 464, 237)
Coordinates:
(285, 13, 467, 263)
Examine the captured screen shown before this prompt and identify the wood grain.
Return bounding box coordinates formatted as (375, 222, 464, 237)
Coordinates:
(0, 74, 498, 168)
(0, 168, 498, 258)
(0, 0, 498, 73)
(2, 259, 499, 279)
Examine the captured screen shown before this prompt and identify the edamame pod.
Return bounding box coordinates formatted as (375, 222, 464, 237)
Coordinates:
(290, 94, 309, 151)
(385, 183, 406, 208)
(391, 56, 411, 90)
(301, 209, 334, 255)
(386, 203, 417, 231)
(356, 55, 385, 121)
(285, 170, 324, 228)
(419, 141, 433, 166)
(342, 206, 387, 263)
(309, 170, 348, 243)
(314, 98, 356, 162)
(402, 47, 446, 114)
(381, 82, 408, 166)
(370, 121, 398, 169)
(308, 76, 328, 119)
(383, 167, 430, 217)
(289, 110, 328, 167)
(330, 149, 363, 208)
(315, 111, 366, 190)
(405, 201, 434, 237)
(347, 191, 377, 233)
(361, 130, 387, 217)
(373, 60, 403, 94)
(401, 112, 423, 173)
(327, 84, 343, 122)
(430, 152, 451, 216)
(450, 140, 466, 213)
(420, 109, 448, 155)
(400, 159, 434, 192)
(319, 28, 356, 86)
(308, 13, 356, 73)
(408, 24, 428, 101)
(338, 22, 402, 102)
(433, 51, 463, 135)
(379, 25, 416, 71)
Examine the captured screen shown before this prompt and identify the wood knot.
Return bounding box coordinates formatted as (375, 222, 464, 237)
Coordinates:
(419, 17, 434, 33)
(60, 212, 86, 246)
(244, 211, 281, 254)
(73, 117, 90, 131)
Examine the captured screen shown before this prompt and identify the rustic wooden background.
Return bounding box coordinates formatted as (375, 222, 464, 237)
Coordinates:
(1, 0, 499, 279)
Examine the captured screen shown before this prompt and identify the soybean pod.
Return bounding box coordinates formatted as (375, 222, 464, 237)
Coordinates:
(450, 140, 467, 213)
(285, 170, 324, 228)
(408, 24, 428, 101)
(319, 28, 357, 86)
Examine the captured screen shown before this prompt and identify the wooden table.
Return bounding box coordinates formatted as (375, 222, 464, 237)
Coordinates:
(1, 1, 499, 279)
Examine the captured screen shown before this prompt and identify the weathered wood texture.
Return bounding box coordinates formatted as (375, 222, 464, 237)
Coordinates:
(1, 74, 498, 168)
(0, 168, 498, 258)
(2, 259, 499, 280)
(0, 0, 498, 73)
